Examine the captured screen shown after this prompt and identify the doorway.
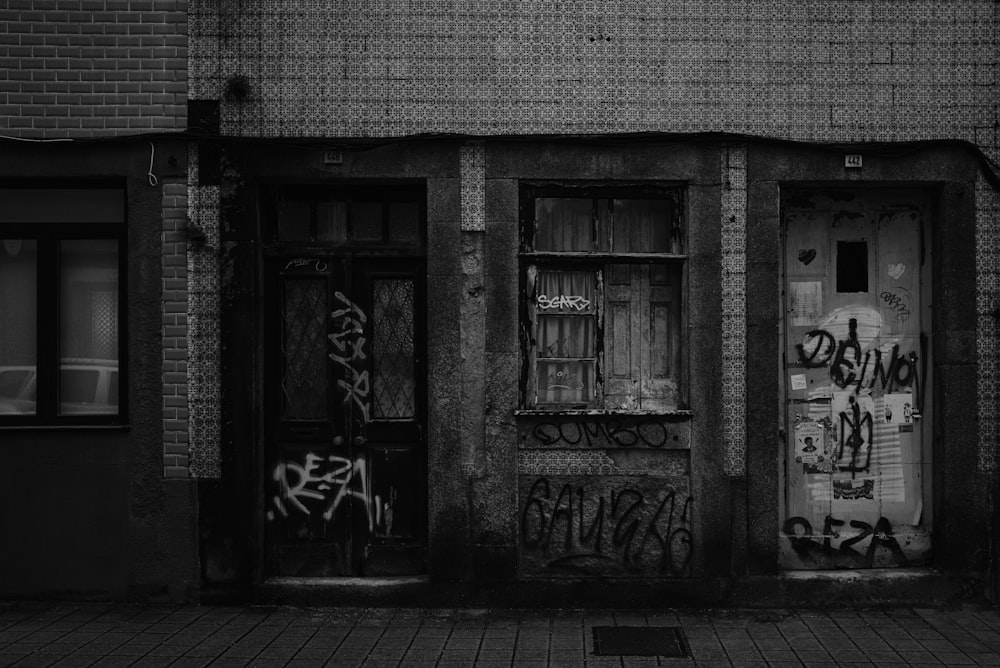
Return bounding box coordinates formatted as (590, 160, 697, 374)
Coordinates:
(261, 184, 427, 576)
(780, 188, 932, 569)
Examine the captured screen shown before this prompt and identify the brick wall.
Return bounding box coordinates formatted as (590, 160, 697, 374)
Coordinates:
(1, 0, 187, 138)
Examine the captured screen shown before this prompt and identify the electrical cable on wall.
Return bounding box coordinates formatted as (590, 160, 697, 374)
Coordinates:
(147, 141, 158, 187)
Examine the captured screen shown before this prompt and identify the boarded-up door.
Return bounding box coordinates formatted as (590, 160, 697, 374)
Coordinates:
(780, 189, 931, 569)
(264, 257, 427, 576)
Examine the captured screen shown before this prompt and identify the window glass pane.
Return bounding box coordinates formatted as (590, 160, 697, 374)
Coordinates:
(536, 360, 594, 405)
(277, 200, 311, 241)
(316, 200, 347, 241)
(372, 279, 415, 418)
(350, 202, 383, 241)
(613, 199, 673, 253)
(536, 270, 595, 313)
(0, 239, 36, 415)
(60, 369, 102, 412)
(59, 240, 119, 415)
(534, 198, 592, 251)
(388, 202, 420, 244)
(282, 278, 328, 419)
(537, 316, 593, 358)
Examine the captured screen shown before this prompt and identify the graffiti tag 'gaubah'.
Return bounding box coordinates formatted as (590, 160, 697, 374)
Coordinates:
(521, 477, 692, 576)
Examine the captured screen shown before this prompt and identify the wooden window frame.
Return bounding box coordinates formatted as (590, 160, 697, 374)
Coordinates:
(0, 185, 128, 427)
(518, 183, 688, 414)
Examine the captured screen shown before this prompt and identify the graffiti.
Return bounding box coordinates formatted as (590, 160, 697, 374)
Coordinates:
(838, 395, 873, 477)
(543, 334, 584, 357)
(284, 257, 329, 272)
(887, 262, 905, 280)
(530, 420, 674, 448)
(537, 294, 591, 310)
(880, 290, 912, 323)
(782, 514, 908, 567)
(329, 291, 370, 422)
(795, 317, 921, 402)
(521, 478, 692, 575)
(544, 369, 585, 390)
(798, 248, 816, 265)
(269, 451, 374, 531)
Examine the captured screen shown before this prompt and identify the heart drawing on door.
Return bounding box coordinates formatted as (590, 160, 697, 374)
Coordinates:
(888, 263, 905, 280)
(798, 249, 816, 265)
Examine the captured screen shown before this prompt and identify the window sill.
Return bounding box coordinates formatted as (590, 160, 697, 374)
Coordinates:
(0, 423, 131, 432)
(514, 409, 692, 418)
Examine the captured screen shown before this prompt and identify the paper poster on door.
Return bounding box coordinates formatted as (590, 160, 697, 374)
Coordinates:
(794, 421, 824, 464)
(789, 281, 822, 327)
(883, 393, 913, 425)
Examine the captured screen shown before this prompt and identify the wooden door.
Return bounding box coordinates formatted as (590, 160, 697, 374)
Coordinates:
(780, 189, 931, 569)
(264, 256, 427, 576)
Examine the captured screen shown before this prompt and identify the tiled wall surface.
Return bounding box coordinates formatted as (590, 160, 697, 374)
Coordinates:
(186, 147, 221, 479)
(1, 0, 188, 138)
(190, 0, 996, 153)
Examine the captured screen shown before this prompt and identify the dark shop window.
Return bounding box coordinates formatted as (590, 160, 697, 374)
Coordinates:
(520, 185, 686, 411)
(0, 187, 126, 425)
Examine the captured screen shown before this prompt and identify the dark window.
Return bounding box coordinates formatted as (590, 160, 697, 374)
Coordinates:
(836, 240, 869, 293)
(262, 184, 424, 246)
(520, 185, 686, 411)
(0, 186, 126, 425)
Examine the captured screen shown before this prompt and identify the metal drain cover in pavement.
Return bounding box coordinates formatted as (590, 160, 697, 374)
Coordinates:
(591, 626, 688, 657)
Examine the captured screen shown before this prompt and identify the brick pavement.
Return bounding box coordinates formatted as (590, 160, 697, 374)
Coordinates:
(2, 601, 1000, 667)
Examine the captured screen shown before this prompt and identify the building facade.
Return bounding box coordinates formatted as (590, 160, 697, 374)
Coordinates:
(1, 1, 999, 603)
(0, 1, 195, 599)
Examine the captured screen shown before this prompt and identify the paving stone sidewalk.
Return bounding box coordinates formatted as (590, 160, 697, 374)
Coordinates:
(2, 601, 1000, 667)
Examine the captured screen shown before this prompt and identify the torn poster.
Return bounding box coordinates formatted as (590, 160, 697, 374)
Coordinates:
(794, 421, 824, 464)
(883, 392, 914, 425)
(789, 281, 823, 327)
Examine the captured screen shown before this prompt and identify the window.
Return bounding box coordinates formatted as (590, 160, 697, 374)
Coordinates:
(0, 186, 126, 424)
(262, 183, 423, 246)
(520, 185, 686, 411)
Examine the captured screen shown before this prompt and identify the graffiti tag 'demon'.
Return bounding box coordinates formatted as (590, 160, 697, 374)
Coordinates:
(796, 308, 921, 404)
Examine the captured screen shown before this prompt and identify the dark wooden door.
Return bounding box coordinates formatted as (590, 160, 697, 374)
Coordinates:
(265, 256, 427, 576)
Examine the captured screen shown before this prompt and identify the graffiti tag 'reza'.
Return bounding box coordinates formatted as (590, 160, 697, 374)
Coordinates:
(521, 478, 692, 575)
(269, 452, 373, 531)
(537, 294, 591, 310)
(796, 316, 920, 397)
(782, 514, 908, 567)
(329, 291, 370, 422)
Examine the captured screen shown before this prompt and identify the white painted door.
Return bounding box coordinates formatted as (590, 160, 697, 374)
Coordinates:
(781, 189, 931, 569)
